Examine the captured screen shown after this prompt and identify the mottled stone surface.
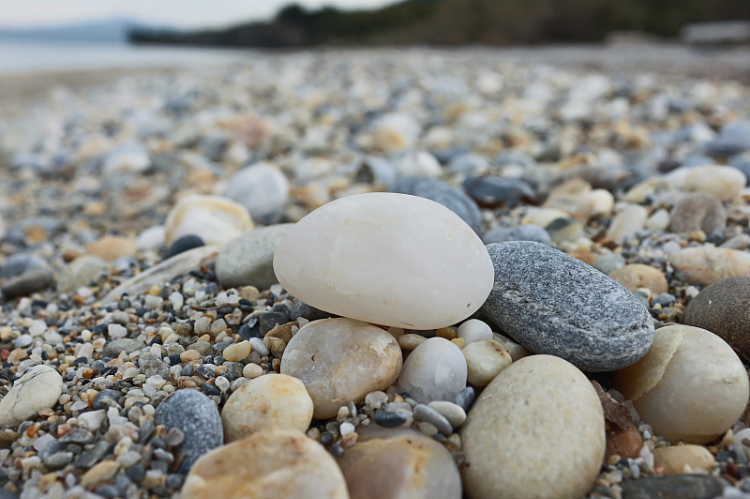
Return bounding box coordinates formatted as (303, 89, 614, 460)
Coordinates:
(608, 264, 668, 296)
(482, 242, 654, 372)
(182, 428, 348, 499)
(669, 245, 750, 286)
(461, 355, 605, 499)
(620, 475, 726, 499)
(462, 176, 534, 208)
(669, 192, 726, 234)
(0, 366, 63, 427)
(684, 276, 750, 359)
(338, 426, 461, 499)
(216, 224, 294, 290)
(154, 390, 223, 474)
(397, 337, 467, 404)
(391, 176, 482, 232)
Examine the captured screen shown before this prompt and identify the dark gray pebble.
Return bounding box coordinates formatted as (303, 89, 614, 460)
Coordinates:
(93, 389, 125, 410)
(620, 475, 727, 499)
(75, 440, 111, 469)
(126, 464, 146, 483)
(1, 268, 54, 298)
(154, 389, 223, 474)
(166, 235, 205, 260)
(462, 176, 535, 207)
(481, 242, 654, 372)
(138, 352, 170, 379)
(103, 339, 145, 358)
(0, 253, 46, 279)
(454, 387, 476, 413)
(373, 410, 408, 428)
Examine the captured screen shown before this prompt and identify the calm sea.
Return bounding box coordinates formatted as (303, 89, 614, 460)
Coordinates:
(0, 40, 255, 75)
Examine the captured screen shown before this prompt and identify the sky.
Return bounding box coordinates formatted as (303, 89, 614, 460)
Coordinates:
(0, 0, 393, 29)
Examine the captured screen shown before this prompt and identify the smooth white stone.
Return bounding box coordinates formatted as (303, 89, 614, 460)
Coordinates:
(394, 151, 442, 177)
(614, 324, 749, 444)
(646, 209, 671, 232)
(684, 165, 746, 201)
(273, 192, 494, 329)
(397, 337, 467, 404)
(164, 194, 253, 247)
(136, 225, 165, 250)
(457, 319, 493, 346)
(462, 339, 512, 387)
(608, 205, 648, 243)
(223, 162, 290, 223)
(0, 366, 63, 426)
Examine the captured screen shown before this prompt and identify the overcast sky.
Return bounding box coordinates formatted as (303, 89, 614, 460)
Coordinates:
(0, 0, 392, 29)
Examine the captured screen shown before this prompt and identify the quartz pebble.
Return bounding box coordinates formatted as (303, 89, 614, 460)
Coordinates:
(669, 245, 750, 285)
(281, 318, 402, 418)
(273, 192, 494, 329)
(164, 194, 253, 247)
(221, 374, 313, 442)
(397, 337, 467, 404)
(653, 445, 715, 475)
(608, 205, 648, 243)
(482, 242, 654, 372)
(683, 165, 746, 201)
(216, 224, 294, 290)
(683, 276, 750, 359)
(0, 366, 63, 426)
(462, 339, 512, 386)
(222, 341, 252, 362)
(223, 162, 290, 224)
(614, 324, 749, 444)
(461, 355, 605, 499)
(427, 401, 466, 428)
(608, 264, 668, 296)
(58, 255, 107, 294)
(86, 236, 137, 262)
(337, 426, 461, 499)
(456, 319, 493, 346)
(182, 428, 348, 499)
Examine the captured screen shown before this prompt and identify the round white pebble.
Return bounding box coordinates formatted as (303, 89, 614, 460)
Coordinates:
(397, 337, 467, 404)
(457, 319, 493, 345)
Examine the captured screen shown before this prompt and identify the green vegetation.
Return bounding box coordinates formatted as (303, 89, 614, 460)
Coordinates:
(128, 0, 750, 47)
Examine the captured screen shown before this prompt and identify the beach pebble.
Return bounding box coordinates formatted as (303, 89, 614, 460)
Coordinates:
(87, 236, 137, 262)
(337, 426, 461, 499)
(166, 234, 204, 259)
(461, 355, 605, 499)
(1, 268, 54, 298)
(653, 445, 715, 474)
(182, 428, 348, 499)
(645, 209, 671, 232)
(521, 208, 569, 227)
(456, 319, 493, 345)
(427, 401, 466, 428)
(0, 366, 63, 427)
(372, 114, 420, 153)
(462, 339, 512, 386)
(482, 242, 654, 372)
(683, 276, 750, 359)
(669, 245, 750, 285)
(594, 253, 625, 275)
(589, 189, 615, 216)
(503, 224, 551, 245)
(608, 264, 668, 296)
(393, 151, 442, 177)
(221, 374, 313, 442)
(216, 224, 293, 290)
(164, 194, 253, 247)
(103, 338, 144, 358)
(669, 192, 726, 234)
(391, 176, 482, 233)
(281, 318, 402, 418)
(0, 253, 46, 279)
(684, 165, 746, 200)
(103, 142, 150, 175)
(138, 352, 170, 379)
(722, 234, 750, 250)
(619, 475, 725, 499)
(154, 389, 223, 473)
(613, 324, 749, 444)
(223, 162, 290, 224)
(57, 255, 107, 294)
(542, 179, 592, 221)
(222, 341, 252, 362)
(397, 337, 467, 404)
(608, 205, 648, 243)
(135, 225, 165, 250)
(709, 119, 750, 155)
(462, 176, 534, 207)
(273, 193, 493, 329)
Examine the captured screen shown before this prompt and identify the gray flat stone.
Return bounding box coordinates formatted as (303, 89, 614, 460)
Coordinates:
(481, 241, 654, 372)
(1, 268, 54, 298)
(216, 224, 294, 290)
(103, 339, 144, 358)
(58, 255, 108, 294)
(620, 475, 726, 499)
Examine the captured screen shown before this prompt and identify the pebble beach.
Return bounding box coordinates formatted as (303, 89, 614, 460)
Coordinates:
(1, 46, 750, 499)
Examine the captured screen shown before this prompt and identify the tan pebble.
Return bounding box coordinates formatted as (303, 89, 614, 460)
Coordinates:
(81, 461, 120, 488)
(608, 264, 668, 296)
(242, 364, 263, 379)
(164, 194, 253, 247)
(653, 445, 715, 474)
(86, 236, 137, 262)
(223, 341, 252, 362)
(435, 327, 457, 340)
(450, 338, 465, 349)
(180, 350, 202, 362)
(688, 230, 706, 243)
(669, 245, 750, 285)
(605, 422, 643, 460)
(265, 322, 297, 344)
(398, 334, 426, 350)
(263, 337, 286, 358)
(462, 340, 512, 387)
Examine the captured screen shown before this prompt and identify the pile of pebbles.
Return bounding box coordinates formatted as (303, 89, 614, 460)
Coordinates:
(0, 49, 750, 499)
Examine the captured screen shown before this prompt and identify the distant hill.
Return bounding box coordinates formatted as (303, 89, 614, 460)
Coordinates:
(0, 18, 152, 43)
(128, 0, 750, 47)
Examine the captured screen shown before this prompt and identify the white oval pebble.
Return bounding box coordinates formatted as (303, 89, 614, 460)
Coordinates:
(397, 337, 467, 404)
(462, 339, 513, 387)
(223, 162, 289, 223)
(273, 193, 494, 329)
(684, 165, 746, 201)
(164, 194, 253, 247)
(457, 319, 493, 346)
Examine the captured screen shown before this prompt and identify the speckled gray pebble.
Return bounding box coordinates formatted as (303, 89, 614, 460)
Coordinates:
(594, 253, 626, 275)
(1, 268, 54, 298)
(462, 176, 535, 207)
(504, 224, 551, 245)
(391, 176, 482, 233)
(413, 404, 452, 436)
(481, 242, 654, 372)
(154, 389, 223, 474)
(138, 352, 170, 379)
(103, 339, 144, 358)
(620, 475, 726, 499)
(0, 253, 46, 279)
(453, 387, 475, 413)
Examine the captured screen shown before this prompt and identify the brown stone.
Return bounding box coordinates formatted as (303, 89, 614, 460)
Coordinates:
(683, 276, 750, 359)
(87, 236, 137, 262)
(669, 193, 726, 235)
(608, 264, 668, 296)
(265, 322, 298, 344)
(182, 428, 348, 499)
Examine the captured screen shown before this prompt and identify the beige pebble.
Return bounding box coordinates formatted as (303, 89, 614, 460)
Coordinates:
(669, 245, 750, 285)
(81, 461, 120, 488)
(608, 205, 648, 243)
(614, 324, 749, 444)
(608, 264, 668, 296)
(164, 194, 253, 247)
(239, 286, 260, 301)
(223, 341, 252, 362)
(684, 165, 746, 201)
(462, 340, 512, 386)
(243, 364, 263, 379)
(87, 236, 137, 262)
(180, 350, 202, 363)
(221, 374, 313, 442)
(653, 445, 715, 474)
(427, 401, 467, 428)
(398, 334, 426, 350)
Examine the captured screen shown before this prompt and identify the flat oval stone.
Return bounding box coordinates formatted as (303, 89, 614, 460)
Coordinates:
(461, 355, 605, 499)
(608, 264, 668, 297)
(0, 366, 63, 427)
(223, 162, 290, 224)
(683, 276, 750, 359)
(397, 337, 467, 404)
(221, 374, 313, 442)
(154, 389, 223, 474)
(620, 475, 725, 499)
(273, 192, 494, 329)
(669, 245, 750, 286)
(281, 318, 402, 419)
(216, 224, 293, 290)
(58, 255, 107, 294)
(337, 426, 461, 499)
(182, 428, 348, 499)
(164, 194, 253, 247)
(614, 324, 749, 444)
(684, 165, 746, 201)
(482, 242, 654, 372)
